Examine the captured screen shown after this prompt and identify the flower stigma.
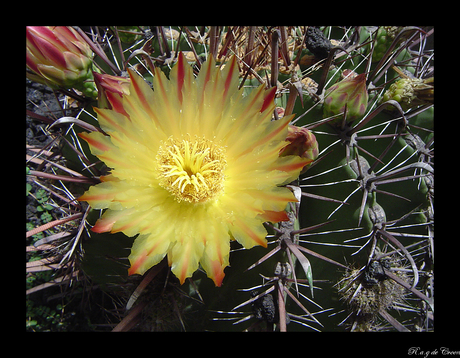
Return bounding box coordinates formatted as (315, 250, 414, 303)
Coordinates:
(156, 136, 227, 203)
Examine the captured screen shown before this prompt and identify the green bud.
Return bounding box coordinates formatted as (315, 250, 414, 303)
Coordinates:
(323, 73, 368, 126)
(372, 26, 403, 63)
(381, 77, 433, 111)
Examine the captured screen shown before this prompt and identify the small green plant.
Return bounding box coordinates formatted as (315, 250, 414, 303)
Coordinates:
(26, 296, 70, 331)
(26, 184, 55, 240)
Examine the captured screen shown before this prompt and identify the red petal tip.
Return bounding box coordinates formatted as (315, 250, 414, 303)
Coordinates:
(261, 87, 277, 113)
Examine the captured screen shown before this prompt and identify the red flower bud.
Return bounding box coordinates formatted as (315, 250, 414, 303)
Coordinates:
(280, 125, 319, 173)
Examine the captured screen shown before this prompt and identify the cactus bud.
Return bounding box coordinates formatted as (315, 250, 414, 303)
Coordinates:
(323, 73, 368, 126)
(93, 72, 131, 110)
(372, 26, 403, 63)
(381, 77, 433, 111)
(26, 26, 97, 97)
(280, 125, 319, 173)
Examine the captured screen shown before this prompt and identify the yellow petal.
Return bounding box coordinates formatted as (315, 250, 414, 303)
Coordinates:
(128, 232, 173, 276)
(91, 208, 133, 233)
(78, 131, 113, 155)
(200, 218, 231, 286)
(229, 215, 268, 249)
(79, 180, 120, 210)
(169, 238, 205, 285)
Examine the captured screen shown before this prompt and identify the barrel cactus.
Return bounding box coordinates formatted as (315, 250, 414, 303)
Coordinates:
(26, 26, 434, 332)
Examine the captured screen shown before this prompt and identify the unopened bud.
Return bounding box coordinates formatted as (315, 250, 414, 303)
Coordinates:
(280, 125, 319, 173)
(26, 26, 97, 97)
(323, 73, 368, 126)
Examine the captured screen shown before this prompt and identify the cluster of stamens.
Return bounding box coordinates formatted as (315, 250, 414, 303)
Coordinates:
(156, 136, 227, 203)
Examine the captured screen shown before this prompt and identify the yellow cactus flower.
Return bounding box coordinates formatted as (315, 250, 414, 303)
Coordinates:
(79, 52, 309, 286)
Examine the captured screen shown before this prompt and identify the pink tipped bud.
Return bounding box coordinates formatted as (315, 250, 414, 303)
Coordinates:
(26, 26, 95, 95)
(280, 125, 319, 173)
(93, 72, 131, 110)
(323, 73, 368, 125)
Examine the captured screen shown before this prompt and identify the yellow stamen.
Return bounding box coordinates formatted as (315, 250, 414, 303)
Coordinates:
(156, 136, 226, 203)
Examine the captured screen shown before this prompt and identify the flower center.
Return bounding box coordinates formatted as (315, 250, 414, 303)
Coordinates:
(156, 136, 227, 203)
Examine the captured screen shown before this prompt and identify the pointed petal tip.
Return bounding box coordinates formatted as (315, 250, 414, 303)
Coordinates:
(207, 259, 226, 287)
(222, 55, 239, 98)
(261, 86, 277, 113)
(177, 268, 188, 285)
(213, 274, 224, 287)
(261, 210, 290, 223)
(90, 222, 112, 234)
(126, 67, 137, 79)
(89, 216, 116, 233)
(174, 51, 188, 103)
(128, 251, 148, 276)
